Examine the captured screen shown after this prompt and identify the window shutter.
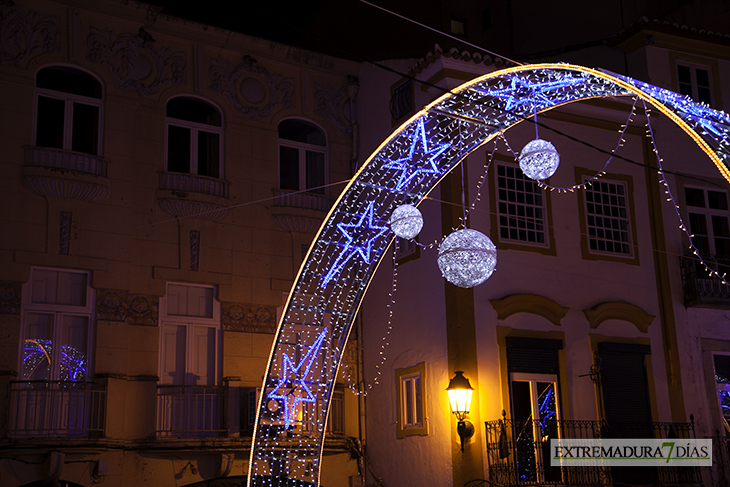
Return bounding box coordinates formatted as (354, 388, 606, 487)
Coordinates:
(506, 337, 562, 374)
(598, 343, 652, 425)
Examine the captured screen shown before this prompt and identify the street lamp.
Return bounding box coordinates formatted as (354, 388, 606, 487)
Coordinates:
(447, 370, 475, 452)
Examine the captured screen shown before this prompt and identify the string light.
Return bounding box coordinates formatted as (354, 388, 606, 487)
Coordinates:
(248, 64, 730, 487)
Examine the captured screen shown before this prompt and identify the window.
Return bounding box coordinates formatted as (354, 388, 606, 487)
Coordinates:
(159, 283, 220, 386)
(496, 162, 548, 246)
(506, 337, 563, 484)
(396, 363, 427, 438)
(34, 66, 103, 155)
(583, 178, 632, 256)
(390, 78, 414, 123)
(450, 17, 466, 36)
(677, 62, 713, 105)
(157, 283, 223, 437)
(714, 355, 730, 433)
(166, 97, 223, 179)
(19, 268, 94, 382)
(278, 119, 327, 195)
(685, 187, 730, 259)
(12, 268, 98, 437)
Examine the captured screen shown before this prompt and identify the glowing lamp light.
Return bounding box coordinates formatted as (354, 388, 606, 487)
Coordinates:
(447, 371, 475, 452)
(389, 204, 423, 239)
(447, 371, 473, 419)
(519, 138, 560, 180)
(437, 229, 496, 288)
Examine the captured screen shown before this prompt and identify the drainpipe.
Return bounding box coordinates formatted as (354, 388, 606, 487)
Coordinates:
(346, 75, 359, 176)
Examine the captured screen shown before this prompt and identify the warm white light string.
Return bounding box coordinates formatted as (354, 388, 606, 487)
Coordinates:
(643, 99, 730, 285)
(500, 96, 639, 193)
(342, 237, 399, 396)
(455, 137, 499, 230)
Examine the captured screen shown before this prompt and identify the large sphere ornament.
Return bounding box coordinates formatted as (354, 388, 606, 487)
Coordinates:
(389, 204, 423, 239)
(519, 138, 560, 180)
(437, 229, 497, 288)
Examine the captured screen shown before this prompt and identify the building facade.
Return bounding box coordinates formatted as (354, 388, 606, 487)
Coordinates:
(0, 0, 363, 485)
(357, 19, 730, 487)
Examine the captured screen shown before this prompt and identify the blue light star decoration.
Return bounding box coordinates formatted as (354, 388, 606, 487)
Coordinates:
(477, 73, 587, 115)
(267, 327, 329, 429)
(610, 72, 730, 142)
(381, 118, 451, 191)
(320, 200, 389, 287)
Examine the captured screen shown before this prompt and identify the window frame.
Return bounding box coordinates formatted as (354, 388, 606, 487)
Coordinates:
(683, 185, 730, 258)
(396, 362, 428, 438)
(669, 52, 723, 109)
(33, 66, 104, 156)
(489, 157, 556, 255)
(157, 282, 222, 386)
(18, 267, 95, 383)
(277, 118, 328, 195)
(575, 168, 639, 265)
(165, 96, 225, 179)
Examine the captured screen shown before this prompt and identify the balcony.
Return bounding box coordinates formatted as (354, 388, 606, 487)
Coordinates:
(485, 418, 700, 486)
(157, 172, 231, 222)
(8, 380, 106, 438)
(21, 146, 110, 202)
(270, 189, 335, 234)
(679, 255, 730, 307)
(156, 385, 226, 438)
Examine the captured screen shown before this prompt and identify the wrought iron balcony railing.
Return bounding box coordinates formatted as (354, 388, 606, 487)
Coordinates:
(485, 418, 700, 486)
(272, 188, 334, 212)
(679, 254, 730, 305)
(24, 146, 108, 177)
(159, 171, 230, 198)
(9, 380, 106, 437)
(156, 385, 226, 438)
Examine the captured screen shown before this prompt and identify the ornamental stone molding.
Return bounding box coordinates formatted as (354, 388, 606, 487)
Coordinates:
(222, 302, 277, 333)
(583, 301, 655, 333)
(0, 281, 22, 315)
(208, 56, 294, 118)
(314, 83, 352, 134)
(96, 289, 159, 326)
(21, 169, 110, 202)
(86, 26, 185, 96)
(490, 293, 570, 327)
(157, 198, 230, 222)
(0, 2, 59, 66)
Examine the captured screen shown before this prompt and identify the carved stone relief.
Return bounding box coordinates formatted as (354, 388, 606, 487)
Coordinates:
(314, 83, 352, 134)
(0, 281, 22, 315)
(222, 302, 276, 333)
(209, 56, 294, 118)
(0, 1, 59, 66)
(86, 26, 185, 96)
(96, 289, 159, 326)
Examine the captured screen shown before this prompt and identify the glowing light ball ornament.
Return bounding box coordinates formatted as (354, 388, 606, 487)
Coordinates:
(519, 139, 560, 180)
(389, 204, 423, 239)
(437, 229, 497, 288)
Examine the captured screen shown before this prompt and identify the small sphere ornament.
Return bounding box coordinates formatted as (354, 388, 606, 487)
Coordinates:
(519, 138, 560, 181)
(437, 229, 497, 288)
(389, 204, 423, 240)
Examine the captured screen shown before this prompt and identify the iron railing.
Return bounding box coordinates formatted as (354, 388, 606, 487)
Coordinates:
(485, 418, 701, 485)
(680, 255, 730, 304)
(9, 380, 106, 437)
(272, 188, 334, 212)
(159, 171, 229, 198)
(156, 385, 226, 438)
(24, 146, 108, 177)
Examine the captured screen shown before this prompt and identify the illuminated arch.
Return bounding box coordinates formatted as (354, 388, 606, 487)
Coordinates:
(247, 63, 730, 486)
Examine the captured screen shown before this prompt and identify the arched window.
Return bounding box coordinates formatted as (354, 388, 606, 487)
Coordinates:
(278, 119, 327, 195)
(166, 97, 223, 179)
(34, 66, 103, 155)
